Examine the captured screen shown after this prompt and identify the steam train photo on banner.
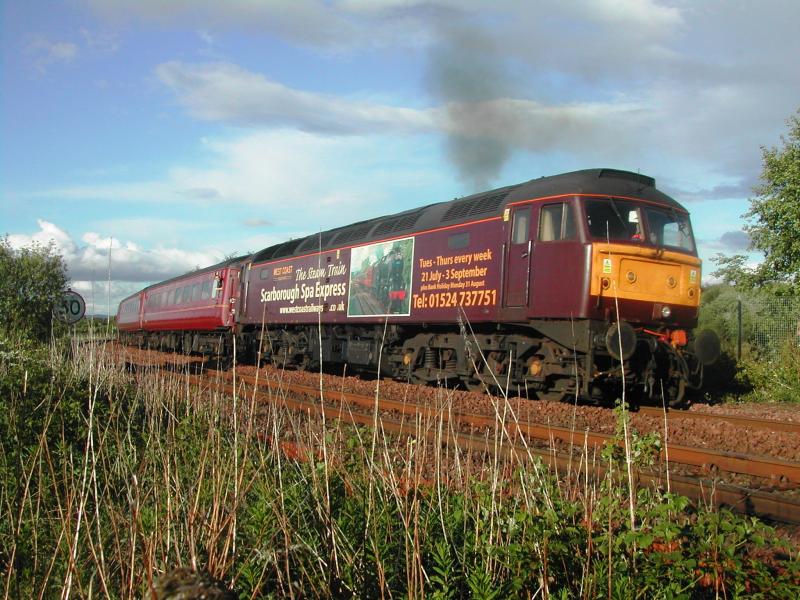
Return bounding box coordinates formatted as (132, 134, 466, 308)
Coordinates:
(117, 168, 720, 405)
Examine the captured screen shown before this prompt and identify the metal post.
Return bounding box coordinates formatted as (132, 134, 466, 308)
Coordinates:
(737, 299, 743, 361)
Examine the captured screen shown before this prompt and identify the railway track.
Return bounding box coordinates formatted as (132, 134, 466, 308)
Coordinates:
(112, 345, 800, 522)
(207, 370, 800, 484)
(177, 367, 800, 524)
(637, 405, 800, 435)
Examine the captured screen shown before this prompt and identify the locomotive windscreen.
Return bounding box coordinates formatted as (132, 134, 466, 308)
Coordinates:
(643, 206, 695, 252)
(584, 198, 696, 253)
(585, 199, 643, 241)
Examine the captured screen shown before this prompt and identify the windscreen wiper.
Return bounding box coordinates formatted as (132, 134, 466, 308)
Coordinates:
(608, 197, 628, 230)
(669, 206, 689, 235)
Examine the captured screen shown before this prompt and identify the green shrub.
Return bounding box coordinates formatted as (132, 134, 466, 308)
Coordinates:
(0, 237, 68, 342)
(736, 340, 800, 403)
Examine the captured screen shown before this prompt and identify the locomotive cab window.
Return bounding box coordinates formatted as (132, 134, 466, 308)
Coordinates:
(538, 203, 576, 241)
(510, 207, 531, 244)
(585, 199, 643, 242)
(644, 207, 695, 253)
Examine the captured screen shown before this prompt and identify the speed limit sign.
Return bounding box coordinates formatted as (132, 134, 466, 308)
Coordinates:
(57, 290, 86, 324)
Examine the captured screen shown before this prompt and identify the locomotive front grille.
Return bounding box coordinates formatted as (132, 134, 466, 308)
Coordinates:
(590, 243, 701, 309)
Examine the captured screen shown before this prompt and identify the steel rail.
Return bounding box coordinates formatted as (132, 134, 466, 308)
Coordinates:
(205, 370, 800, 485)
(637, 405, 800, 435)
(193, 370, 800, 524)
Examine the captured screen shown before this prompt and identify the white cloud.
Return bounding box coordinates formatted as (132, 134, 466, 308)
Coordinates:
(24, 128, 454, 246)
(79, 28, 120, 53)
(25, 35, 79, 74)
(7, 219, 221, 284)
(155, 60, 647, 148)
(156, 61, 436, 133)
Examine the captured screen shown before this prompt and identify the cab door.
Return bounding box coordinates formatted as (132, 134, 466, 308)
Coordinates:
(503, 206, 533, 307)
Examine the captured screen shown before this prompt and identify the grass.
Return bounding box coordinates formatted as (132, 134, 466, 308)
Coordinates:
(1, 333, 798, 598)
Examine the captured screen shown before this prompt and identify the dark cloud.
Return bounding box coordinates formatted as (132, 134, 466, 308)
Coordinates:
(144, 3, 800, 194)
(662, 177, 758, 203)
(719, 230, 751, 252)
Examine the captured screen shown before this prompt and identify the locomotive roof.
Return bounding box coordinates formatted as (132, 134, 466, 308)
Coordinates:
(250, 168, 687, 264)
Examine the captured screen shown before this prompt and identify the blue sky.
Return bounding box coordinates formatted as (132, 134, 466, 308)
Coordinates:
(2, 0, 799, 313)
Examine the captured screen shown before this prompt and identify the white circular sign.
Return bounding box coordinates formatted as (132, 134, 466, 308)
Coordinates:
(57, 290, 86, 324)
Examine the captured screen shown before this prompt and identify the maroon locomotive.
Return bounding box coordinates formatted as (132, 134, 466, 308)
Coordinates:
(118, 169, 719, 404)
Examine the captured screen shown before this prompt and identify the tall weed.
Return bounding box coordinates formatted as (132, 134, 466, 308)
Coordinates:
(1, 335, 798, 598)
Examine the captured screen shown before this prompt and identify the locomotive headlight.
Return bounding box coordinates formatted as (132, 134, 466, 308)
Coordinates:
(660, 305, 672, 319)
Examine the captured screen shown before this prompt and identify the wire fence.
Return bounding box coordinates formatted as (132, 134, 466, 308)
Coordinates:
(729, 294, 800, 359)
(699, 286, 800, 360)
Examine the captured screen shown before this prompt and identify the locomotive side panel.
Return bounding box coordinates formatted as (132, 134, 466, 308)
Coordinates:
(409, 219, 504, 322)
(242, 218, 508, 327)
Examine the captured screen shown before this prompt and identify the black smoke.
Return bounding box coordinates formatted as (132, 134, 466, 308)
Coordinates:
(426, 24, 513, 190)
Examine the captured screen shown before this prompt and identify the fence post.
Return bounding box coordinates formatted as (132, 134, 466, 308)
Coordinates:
(737, 298, 743, 361)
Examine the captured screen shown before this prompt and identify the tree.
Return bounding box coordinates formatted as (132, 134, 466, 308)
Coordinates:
(0, 237, 68, 341)
(745, 109, 800, 282)
(715, 109, 800, 288)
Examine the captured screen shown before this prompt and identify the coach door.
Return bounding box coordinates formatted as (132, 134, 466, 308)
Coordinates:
(503, 206, 533, 307)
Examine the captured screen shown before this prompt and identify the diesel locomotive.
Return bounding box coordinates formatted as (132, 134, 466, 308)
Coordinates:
(117, 168, 720, 405)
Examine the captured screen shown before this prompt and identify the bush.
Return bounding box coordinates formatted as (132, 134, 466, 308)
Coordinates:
(736, 340, 800, 403)
(0, 237, 68, 342)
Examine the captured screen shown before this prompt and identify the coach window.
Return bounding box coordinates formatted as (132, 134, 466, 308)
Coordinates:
(174, 287, 182, 304)
(212, 276, 223, 299)
(182, 286, 192, 304)
(511, 207, 531, 244)
(191, 283, 201, 302)
(201, 280, 212, 300)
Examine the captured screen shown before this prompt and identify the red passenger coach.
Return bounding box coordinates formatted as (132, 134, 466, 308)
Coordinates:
(116, 257, 246, 353)
(117, 294, 142, 333)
